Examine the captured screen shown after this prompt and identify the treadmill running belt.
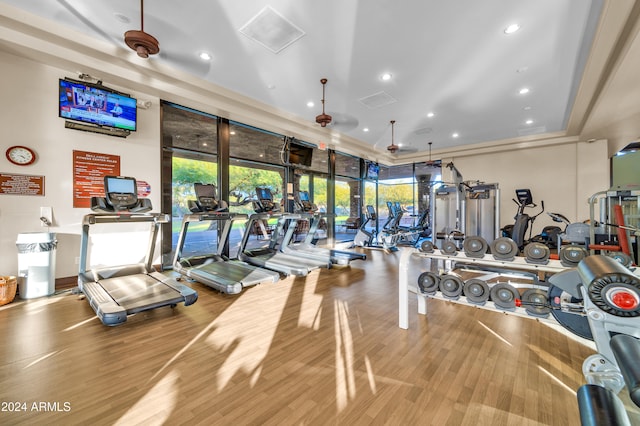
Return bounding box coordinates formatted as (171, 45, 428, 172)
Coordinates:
(98, 274, 184, 310)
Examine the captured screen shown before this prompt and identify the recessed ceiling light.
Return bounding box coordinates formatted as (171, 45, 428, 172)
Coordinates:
(452, 133, 459, 138)
(307, 101, 315, 108)
(504, 24, 520, 34)
(525, 119, 533, 125)
(363, 128, 369, 132)
(427, 112, 435, 118)
(381, 73, 392, 81)
(199, 52, 212, 61)
(519, 87, 530, 95)
(523, 106, 532, 111)
(230, 131, 236, 135)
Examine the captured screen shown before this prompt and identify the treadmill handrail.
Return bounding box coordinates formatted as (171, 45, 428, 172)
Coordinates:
(83, 213, 170, 225)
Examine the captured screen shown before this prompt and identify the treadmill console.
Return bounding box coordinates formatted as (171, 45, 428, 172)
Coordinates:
(90, 175, 152, 213)
(189, 183, 227, 212)
(253, 187, 278, 213)
(105, 176, 138, 209)
(298, 191, 314, 212)
(367, 205, 378, 221)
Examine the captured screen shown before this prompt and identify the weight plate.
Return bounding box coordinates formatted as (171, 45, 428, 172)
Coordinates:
(463, 236, 488, 258)
(548, 285, 592, 340)
(489, 237, 519, 261)
(607, 252, 633, 268)
(463, 278, 490, 305)
(439, 274, 464, 299)
(524, 243, 550, 264)
(559, 246, 588, 267)
(588, 280, 640, 318)
(441, 240, 458, 255)
(419, 240, 435, 253)
(521, 288, 551, 317)
(490, 283, 519, 311)
(417, 272, 440, 295)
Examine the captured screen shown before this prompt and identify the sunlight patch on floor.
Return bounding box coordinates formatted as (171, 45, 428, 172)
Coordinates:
(22, 295, 64, 314)
(477, 321, 513, 347)
(463, 402, 547, 425)
(334, 299, 356, 412)
(364, 355, 377, 394)
(297, 272, 323, 330)
(149, 317, 218, 382)
(540, 320, 596, 349)
(526, 342, 579, 378)
(115, 370, 179, 426)
(538, 365, 577, 395)
(23, 349, 65, 369)
(62, 316, 98, 331)
(204, 279, 293, 391)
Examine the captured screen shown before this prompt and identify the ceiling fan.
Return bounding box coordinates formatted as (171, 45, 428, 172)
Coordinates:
(387, 120, 400, 153)
(124, 0, 160, 58)
(315, 78, 332, 127)
(425, 142, 441, 166)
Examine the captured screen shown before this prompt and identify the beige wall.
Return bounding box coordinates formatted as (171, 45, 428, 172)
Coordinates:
(442, 139, 609, 234)
(0, 51, 161, 278)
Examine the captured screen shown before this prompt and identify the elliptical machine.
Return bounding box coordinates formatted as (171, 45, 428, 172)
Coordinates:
(353, 205, 399, 251)
(508, 189, 545, 250)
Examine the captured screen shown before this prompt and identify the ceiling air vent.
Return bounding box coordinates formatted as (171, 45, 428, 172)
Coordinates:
(358, 91, 397, 109)
(239, 6, 305, 53)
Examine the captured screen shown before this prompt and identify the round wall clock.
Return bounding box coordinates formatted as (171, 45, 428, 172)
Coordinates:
(6, 145, 36, 166)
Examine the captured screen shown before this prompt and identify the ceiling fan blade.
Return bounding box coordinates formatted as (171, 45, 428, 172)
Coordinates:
(157, 50, 211, 76)
(57, 0, 121, 44)
(327, 111, 359, 131)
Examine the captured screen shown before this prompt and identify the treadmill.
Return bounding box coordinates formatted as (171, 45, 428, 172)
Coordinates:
(78, 175, 197, 326)
(172, 183, 280, 294)
(279, 191, 366, 265)
(238, 187, 332, 276)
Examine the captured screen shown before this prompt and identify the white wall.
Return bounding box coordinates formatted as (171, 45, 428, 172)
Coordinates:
(0, 51, 160, 279)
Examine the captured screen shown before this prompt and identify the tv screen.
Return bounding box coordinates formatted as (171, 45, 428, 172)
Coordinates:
(299, 191, 309, 202)
(366, 163, 379, 180)
(59, 79, 137, 131)
(288, 141, 313, 167)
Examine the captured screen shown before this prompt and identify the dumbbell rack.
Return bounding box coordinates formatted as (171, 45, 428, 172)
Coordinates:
(398, 247, 571, 329)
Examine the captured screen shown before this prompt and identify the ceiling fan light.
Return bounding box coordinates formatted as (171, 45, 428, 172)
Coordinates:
(136, 45, 149, 58)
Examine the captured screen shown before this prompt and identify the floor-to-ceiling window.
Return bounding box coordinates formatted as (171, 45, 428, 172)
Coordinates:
(377, 164, 415, 231)
(334, 152, 361, 241)
(228, 122, 286, 257)
(161, 102, 218, 267)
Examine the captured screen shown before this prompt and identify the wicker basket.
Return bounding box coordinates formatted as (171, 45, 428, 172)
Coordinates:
(0, 276, 18, 306)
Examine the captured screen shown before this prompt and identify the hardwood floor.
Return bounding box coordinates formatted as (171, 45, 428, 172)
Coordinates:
(0, 248, 637, 425)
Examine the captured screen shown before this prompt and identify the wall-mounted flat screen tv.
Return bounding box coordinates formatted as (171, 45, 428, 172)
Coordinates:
(366, 162, 379, 180)
(288, 141, 314, 167)
(59, 79, 137, 131)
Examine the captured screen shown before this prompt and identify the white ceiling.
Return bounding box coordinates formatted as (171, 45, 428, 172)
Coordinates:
(0, 0, 631, 158)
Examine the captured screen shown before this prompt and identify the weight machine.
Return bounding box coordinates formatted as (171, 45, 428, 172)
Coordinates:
(429, 165, 499, 248)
